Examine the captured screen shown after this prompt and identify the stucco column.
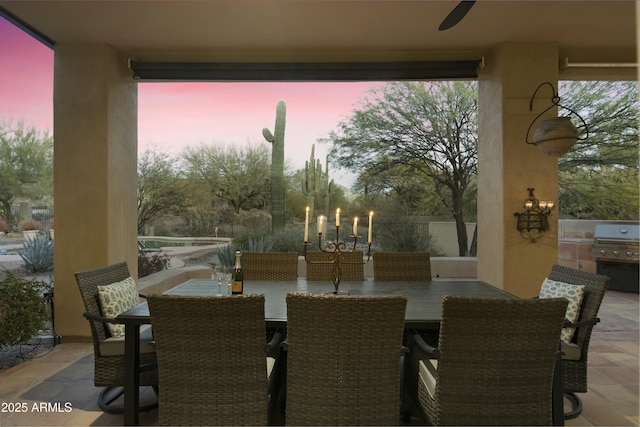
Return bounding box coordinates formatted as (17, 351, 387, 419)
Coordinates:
(53, 44, 138, 339)
(477, 43, 559, 298)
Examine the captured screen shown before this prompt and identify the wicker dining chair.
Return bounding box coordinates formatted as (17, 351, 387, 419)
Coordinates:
(75, 262, 158, 413)
(546, 264, 610, 419)
(305, 250, 364, 281)
(242, 251, 298, 281)
(284, 292, 407, 426)
(373, 252, 432, 281)
(147, 293, 282, 426)
(408, 296, 568, 426)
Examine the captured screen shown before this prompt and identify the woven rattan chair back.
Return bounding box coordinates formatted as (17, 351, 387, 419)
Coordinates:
(75, 262, 158, 410)
(76, 262, 131, 346)
(420, 296, 568, 426)
(285, 292, 407, 426)
(373, 252, 432, 281)
(305, 250, 364, 281)
(147, 294, 269, 426)
(243, 251, 298, 280)
(547, 264, 610, 393)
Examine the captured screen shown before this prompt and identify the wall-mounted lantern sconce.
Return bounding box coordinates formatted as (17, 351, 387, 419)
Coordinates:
(525, 82, 589, 156)
(514, 188, 555, 242)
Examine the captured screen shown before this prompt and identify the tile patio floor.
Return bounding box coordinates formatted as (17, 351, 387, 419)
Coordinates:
(0, 290, 637, 426)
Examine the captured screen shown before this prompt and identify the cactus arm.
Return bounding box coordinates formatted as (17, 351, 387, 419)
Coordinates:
(262, 128, 274, 142)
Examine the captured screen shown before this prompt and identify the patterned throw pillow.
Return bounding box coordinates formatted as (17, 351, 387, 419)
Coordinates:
(97, 276, 139, 338)
(540, 278, 585, 343)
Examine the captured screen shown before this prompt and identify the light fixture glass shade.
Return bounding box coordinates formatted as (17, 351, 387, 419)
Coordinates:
(532, 117, 578, 156)
(514, 188, 555, 242)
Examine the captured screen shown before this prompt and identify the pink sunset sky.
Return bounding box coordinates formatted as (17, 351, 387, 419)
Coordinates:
(0, 17, 381, 187)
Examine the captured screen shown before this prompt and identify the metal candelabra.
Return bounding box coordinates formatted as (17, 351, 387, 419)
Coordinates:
(303, 223, 372, 294)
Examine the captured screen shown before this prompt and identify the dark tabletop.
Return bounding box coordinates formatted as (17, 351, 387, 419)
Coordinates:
(119, 279, 513, 329)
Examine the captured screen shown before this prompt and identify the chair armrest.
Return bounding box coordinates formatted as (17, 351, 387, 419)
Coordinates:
(266, 329, 283, 358)
(564, 317, 600, 329)
(411, 330, 440, 359)
(410, 331, 440, 381)
(82, 312, 126, 325)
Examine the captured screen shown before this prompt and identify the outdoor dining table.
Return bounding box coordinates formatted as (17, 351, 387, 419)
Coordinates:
(117, 279, 551, 425)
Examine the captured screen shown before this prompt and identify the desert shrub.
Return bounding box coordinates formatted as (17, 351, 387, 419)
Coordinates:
(270, 227, 304, 254)
(19, 219, 41, 231)
(232, 229, 268, 250)
(234, 225, 310, 255)
(378, 219, 423, 252)
(0, 269, 51, 348)
(138, 252, 171, 278)
(181, 207, 219, 237)
(246, 236, 273, 252)
(373, 201, 443, 254)
(20, 235, 54, 272)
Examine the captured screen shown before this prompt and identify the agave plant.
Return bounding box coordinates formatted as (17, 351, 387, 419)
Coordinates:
(20, 234, 54, 272)
(216, 244, 240, 268)
(247, 236, 273, 252)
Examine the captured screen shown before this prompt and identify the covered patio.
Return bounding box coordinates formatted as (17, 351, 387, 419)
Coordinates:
(0, 0, 636, 351)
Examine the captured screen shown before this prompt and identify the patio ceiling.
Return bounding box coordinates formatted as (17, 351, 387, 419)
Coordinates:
(0, 0, 636, 68)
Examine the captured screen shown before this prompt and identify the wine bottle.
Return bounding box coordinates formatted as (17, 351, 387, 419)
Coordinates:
(232, 250, 244, 294)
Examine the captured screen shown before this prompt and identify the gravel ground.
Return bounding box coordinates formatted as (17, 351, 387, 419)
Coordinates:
(0, 336, 58, 371)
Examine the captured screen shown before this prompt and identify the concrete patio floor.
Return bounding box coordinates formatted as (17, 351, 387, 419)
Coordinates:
(0, 289, 637, 426)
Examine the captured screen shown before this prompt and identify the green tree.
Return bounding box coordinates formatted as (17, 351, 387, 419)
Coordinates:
(558, 81, 639, 219)
(324, 81, 478, 256)
(181, 143, 270, 214)
(0, 121, 53, 226)
(137, 148, 192, 234)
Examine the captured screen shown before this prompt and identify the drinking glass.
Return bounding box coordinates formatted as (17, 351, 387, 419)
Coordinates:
(223, 267, 233, 295)
(213, 266, 223, 295)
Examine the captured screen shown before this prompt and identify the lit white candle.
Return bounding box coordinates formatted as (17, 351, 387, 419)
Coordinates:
(317, 215, 324, 234)
(368, 211, 373, 243)
(353, 217, 358, 237)
(304, 206, 309, 242)
(335, 208, 340, 227)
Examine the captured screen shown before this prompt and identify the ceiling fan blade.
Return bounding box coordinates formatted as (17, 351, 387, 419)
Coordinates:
(439, 0, 476, 31)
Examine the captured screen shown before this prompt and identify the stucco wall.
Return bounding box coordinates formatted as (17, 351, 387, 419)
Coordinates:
(429, 219, 638, 276)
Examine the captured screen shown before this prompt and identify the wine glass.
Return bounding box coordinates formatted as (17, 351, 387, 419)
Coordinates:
(213, 266, 223, 295)
(223, 267, 233, 295)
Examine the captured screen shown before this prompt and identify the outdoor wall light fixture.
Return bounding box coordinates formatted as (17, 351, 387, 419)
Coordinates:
(514, 188, 555, 242)
(525, 81, 589, 156)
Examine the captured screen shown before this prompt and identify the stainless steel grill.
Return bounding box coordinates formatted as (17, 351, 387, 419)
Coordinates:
(593, 223, 639, 292)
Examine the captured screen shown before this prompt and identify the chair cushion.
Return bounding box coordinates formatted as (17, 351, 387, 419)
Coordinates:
(418, 359, 438, 399)
(97, 276, 140, 338)
(540, 278, 585, 343)
(267, 356, 276, 378)
(561, 341, 582, 361)
(99, 324, 156, 356)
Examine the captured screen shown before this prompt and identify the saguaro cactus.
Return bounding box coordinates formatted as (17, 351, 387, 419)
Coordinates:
(302, 144, 322, 217)
(262, 99, 286, 233)
(319, 156, 334, 217)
